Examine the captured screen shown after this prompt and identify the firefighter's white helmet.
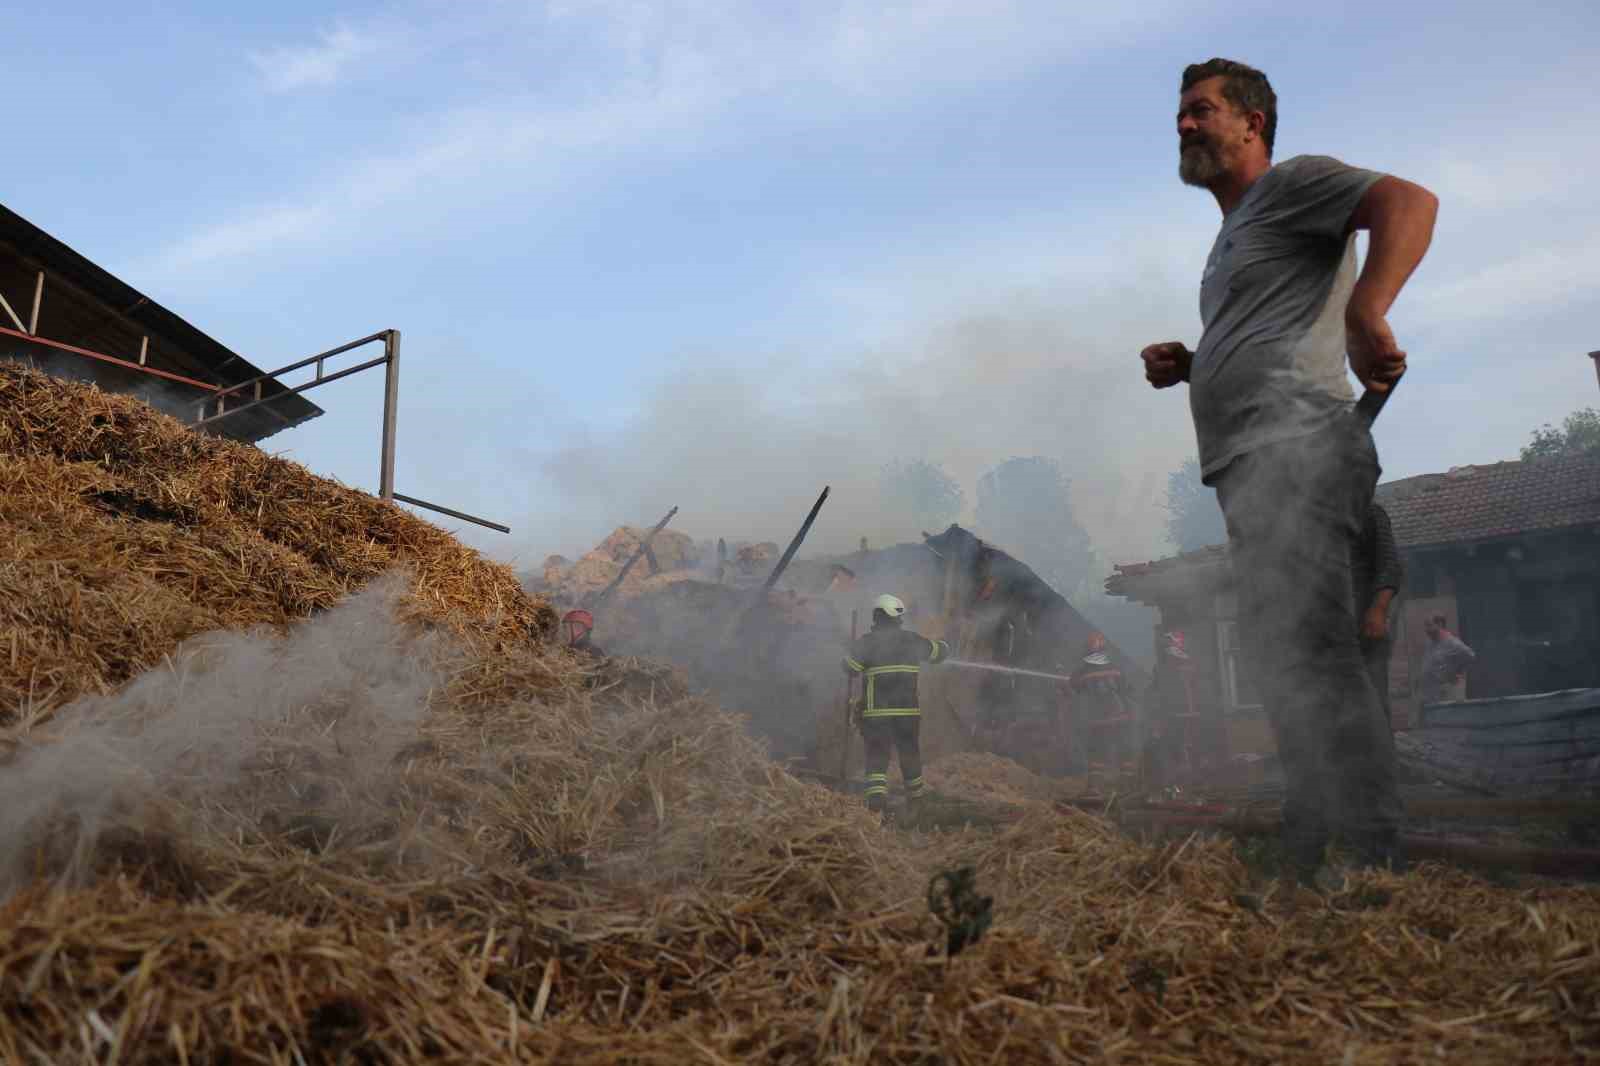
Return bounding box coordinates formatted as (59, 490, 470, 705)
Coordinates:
(873, 594, 906, 618)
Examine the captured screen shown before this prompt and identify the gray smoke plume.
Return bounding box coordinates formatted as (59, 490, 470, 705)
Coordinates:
(0, 575, 439, 893)
(515, 284, 1203, 579)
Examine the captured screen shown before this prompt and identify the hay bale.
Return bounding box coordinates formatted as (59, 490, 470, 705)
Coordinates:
(592, 526, 699, 574)
(531, 553, 572, 592)
(546, 527, 703, 605)
(735, 541, 779, 573)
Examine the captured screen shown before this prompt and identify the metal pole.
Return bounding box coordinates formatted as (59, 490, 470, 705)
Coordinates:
(392, 492, 510, 533)
(379, 329, 400, 502)
(1589, 351, 1599, 394)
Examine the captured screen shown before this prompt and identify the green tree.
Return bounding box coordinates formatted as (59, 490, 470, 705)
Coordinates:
(975, 456, 1094, 596)
(1164, 457, 1228, 552)
(1522, 407, 1600, 460)
(881, 459, 965, 534)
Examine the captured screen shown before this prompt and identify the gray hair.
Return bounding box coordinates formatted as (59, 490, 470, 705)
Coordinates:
(1182, 58, 1278, 156)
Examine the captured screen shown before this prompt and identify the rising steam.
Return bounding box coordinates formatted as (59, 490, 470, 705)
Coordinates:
(0, 575, 438, 893)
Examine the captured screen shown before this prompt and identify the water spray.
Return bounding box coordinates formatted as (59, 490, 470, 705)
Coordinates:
(938, 659, 1076, 684)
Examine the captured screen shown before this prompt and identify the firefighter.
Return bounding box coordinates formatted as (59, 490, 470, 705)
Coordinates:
(843, 594, 949, 815)
(1070, 632, 1135, 780)
(1142, 630, 1197, 788)
(561, 609, 606, 659)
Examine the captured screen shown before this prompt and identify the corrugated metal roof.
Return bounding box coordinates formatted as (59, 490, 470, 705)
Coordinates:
(0, 202, 322, 443)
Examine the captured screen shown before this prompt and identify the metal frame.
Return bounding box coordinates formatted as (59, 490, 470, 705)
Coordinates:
(195, 330, 398, 498)
(197, 329, 508, 533)
(0, 323, 222, 392)
(3, 307, 509, 533)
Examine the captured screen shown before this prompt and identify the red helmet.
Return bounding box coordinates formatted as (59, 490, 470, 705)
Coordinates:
(562, 609, 594, 644)
(1164, 630, 1189, 659)
(1084, 631, 1107, 654)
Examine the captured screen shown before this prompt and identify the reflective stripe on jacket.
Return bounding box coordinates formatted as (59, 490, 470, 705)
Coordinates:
(843, 623, 949, 718)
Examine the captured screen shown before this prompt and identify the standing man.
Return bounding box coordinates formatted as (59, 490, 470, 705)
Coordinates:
(1353, 501, 1405, 725)
(844, 594, 950, 816)
(1140, 59, 1438, 881)
(1420, 613, 1476, 709)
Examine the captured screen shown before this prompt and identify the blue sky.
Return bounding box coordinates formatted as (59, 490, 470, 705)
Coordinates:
(5, 0, 1598, 578)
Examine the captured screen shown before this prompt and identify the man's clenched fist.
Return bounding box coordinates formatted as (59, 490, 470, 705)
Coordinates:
(1141, 341, 1193, 388)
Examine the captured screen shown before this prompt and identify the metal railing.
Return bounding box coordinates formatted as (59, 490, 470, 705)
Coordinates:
(0, 279, 509, 533)
(195, 329, 508, 532)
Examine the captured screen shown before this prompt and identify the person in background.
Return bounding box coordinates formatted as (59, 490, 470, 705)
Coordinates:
(1070, 632, 1135, 779)
(843, 594, 950, 816)
(561, 609, 605, 659)
(1143, 630, 1197, 787)
(1352, 501, 1405, 725)
(1420, 613, 1475, 708)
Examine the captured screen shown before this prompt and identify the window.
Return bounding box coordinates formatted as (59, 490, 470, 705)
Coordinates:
(1217, 619, 1263, 713)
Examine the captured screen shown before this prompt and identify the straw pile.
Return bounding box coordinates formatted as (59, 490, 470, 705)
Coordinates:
(926, 752, 1070, 806)
(5, 640, 1598, 1064)
(3, 366, 1599, 1063)
(0, 364, 553, 728)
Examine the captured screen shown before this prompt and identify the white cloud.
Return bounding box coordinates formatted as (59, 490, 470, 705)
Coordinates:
(1408, 232, 1600, 333)
(152, 1, 1204, 279)
(250, 25, 385, 92)
(153, 203, 333, 273)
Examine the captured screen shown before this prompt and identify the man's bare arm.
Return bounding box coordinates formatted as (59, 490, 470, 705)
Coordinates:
(1343, 176, 1439, 392)
(1347, 176, 1439, 316)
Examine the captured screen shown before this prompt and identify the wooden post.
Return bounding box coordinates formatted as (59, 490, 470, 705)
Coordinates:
(593, 505, 679, 608)
(28, 272, 42, 334)
(837, 608, 859, 784)
(0, 291, 25, 333)
(138, 336, 148, 366)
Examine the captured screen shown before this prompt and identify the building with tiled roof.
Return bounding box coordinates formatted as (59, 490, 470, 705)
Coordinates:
(1377, 454, 1600, 549)
(1105, 452, 1600, 726)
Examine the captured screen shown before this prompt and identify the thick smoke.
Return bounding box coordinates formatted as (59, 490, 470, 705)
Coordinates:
(501, 283, 1206, 665)
(524, 284, 1203, 577)
(0, 576, 438, 893)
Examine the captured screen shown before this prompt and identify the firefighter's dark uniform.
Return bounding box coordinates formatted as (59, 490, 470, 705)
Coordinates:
(1070, 655, 1134, 774)
(844, 621, 949, 812)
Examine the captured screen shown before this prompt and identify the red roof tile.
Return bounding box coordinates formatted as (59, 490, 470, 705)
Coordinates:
(1376, 454, 1600, 549)
(1107, 453, 1600, 597)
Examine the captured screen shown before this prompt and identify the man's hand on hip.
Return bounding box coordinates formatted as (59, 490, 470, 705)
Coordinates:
(1346, 304, 1407, 393)
(1141, 341, 1193, 388)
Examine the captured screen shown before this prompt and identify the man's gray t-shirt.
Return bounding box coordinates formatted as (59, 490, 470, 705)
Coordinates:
(1190, 155, 1384, 482)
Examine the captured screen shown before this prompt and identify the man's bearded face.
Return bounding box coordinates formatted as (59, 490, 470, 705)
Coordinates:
(1179, 132, 1227, 187)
